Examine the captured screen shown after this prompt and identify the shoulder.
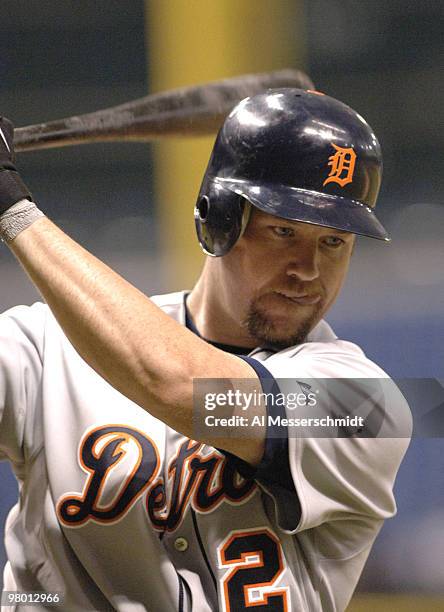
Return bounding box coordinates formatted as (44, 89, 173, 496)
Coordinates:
(250, 320, 412, 438)
(1, 301, 49, 323)
(0, 301, 49, 347)
(150, 290, 188, 323)
(253, 318, 384, 378)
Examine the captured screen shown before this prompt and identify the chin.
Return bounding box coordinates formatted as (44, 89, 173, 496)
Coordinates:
(243, 303, 322, 350)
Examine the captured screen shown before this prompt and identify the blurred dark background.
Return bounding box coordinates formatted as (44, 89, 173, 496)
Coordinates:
(0, 0, 443, 604)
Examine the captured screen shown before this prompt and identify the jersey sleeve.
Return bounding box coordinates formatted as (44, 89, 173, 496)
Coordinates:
(0, 302, 46, 465)
(240, 344, 412, 538)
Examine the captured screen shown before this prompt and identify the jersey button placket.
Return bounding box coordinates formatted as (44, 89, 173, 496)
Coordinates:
(174, 537, 189, 552)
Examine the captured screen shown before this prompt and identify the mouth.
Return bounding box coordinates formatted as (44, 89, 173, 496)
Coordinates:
(273, 291, 321, 306)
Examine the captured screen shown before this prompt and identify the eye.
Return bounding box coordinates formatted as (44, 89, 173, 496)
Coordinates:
(271, 226, 295, 238)
(323, 235, 345, 248)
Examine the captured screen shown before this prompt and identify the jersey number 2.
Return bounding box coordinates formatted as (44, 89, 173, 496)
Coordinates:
(218, 528, 289, 611)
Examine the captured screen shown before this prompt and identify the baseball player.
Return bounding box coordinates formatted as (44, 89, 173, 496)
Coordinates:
(0, 89, 411, 611)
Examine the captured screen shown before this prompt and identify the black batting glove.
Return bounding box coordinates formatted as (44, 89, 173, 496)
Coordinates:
(0, 117, 32, 215)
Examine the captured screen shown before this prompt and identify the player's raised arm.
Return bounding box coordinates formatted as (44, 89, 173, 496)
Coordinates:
(0, 117, 266, 466)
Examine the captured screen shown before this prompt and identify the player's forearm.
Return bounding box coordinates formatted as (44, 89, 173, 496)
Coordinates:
(8, 215, 264, 463)
(8, 216, 212, 402)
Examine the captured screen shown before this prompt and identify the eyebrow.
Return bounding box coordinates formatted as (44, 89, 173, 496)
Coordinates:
(266, 218, 352, 236)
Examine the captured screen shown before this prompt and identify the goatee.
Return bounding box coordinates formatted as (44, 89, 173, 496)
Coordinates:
(243, 298, 322, 350)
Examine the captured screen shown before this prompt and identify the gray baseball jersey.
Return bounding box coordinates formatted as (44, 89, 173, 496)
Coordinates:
(0, 291, 411, 611)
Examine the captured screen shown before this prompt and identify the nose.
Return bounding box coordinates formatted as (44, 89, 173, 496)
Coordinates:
(285, 241, 320, 282)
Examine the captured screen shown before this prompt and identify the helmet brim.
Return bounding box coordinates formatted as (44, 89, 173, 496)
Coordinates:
(218, 178, 390, 241)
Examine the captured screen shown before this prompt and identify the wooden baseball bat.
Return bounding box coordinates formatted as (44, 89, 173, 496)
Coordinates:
(13, 69, 314, 153)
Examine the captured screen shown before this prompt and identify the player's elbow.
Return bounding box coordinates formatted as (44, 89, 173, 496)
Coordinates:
(138, 363, 195, 418)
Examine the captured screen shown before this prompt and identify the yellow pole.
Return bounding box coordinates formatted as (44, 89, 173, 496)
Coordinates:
(145, 0, 307, 288)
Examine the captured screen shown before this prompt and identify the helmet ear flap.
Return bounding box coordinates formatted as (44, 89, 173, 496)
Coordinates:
(196, 195, 210, 223)
(194, 183, 250, 256)
(195, 193, 218, 256)
(238, 198, 252, 241)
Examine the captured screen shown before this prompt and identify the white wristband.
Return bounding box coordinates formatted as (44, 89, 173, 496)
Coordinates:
(0, 199, 45, 243)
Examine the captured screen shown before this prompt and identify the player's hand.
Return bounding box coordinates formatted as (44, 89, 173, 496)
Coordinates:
(0, 117, 32, 215)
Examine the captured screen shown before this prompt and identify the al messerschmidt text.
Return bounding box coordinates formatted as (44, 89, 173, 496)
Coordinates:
(205, 415, 365, 427)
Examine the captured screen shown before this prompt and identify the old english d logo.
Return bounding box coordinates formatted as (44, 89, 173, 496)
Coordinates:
(323, 143, 357, 188)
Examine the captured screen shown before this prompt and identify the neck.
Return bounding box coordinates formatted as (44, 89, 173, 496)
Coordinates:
(187, 260, 257, 349)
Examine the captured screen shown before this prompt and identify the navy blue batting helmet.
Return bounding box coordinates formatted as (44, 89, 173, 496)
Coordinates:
(195, 88, 387, 256)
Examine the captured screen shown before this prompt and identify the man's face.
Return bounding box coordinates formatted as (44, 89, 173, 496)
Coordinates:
(219, 208, 355, 349)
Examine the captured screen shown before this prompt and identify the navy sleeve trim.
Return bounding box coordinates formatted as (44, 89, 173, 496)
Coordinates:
(239, 357, 302, 530)
(237, 356, 296, 494)
(215, 356, 302, 529)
